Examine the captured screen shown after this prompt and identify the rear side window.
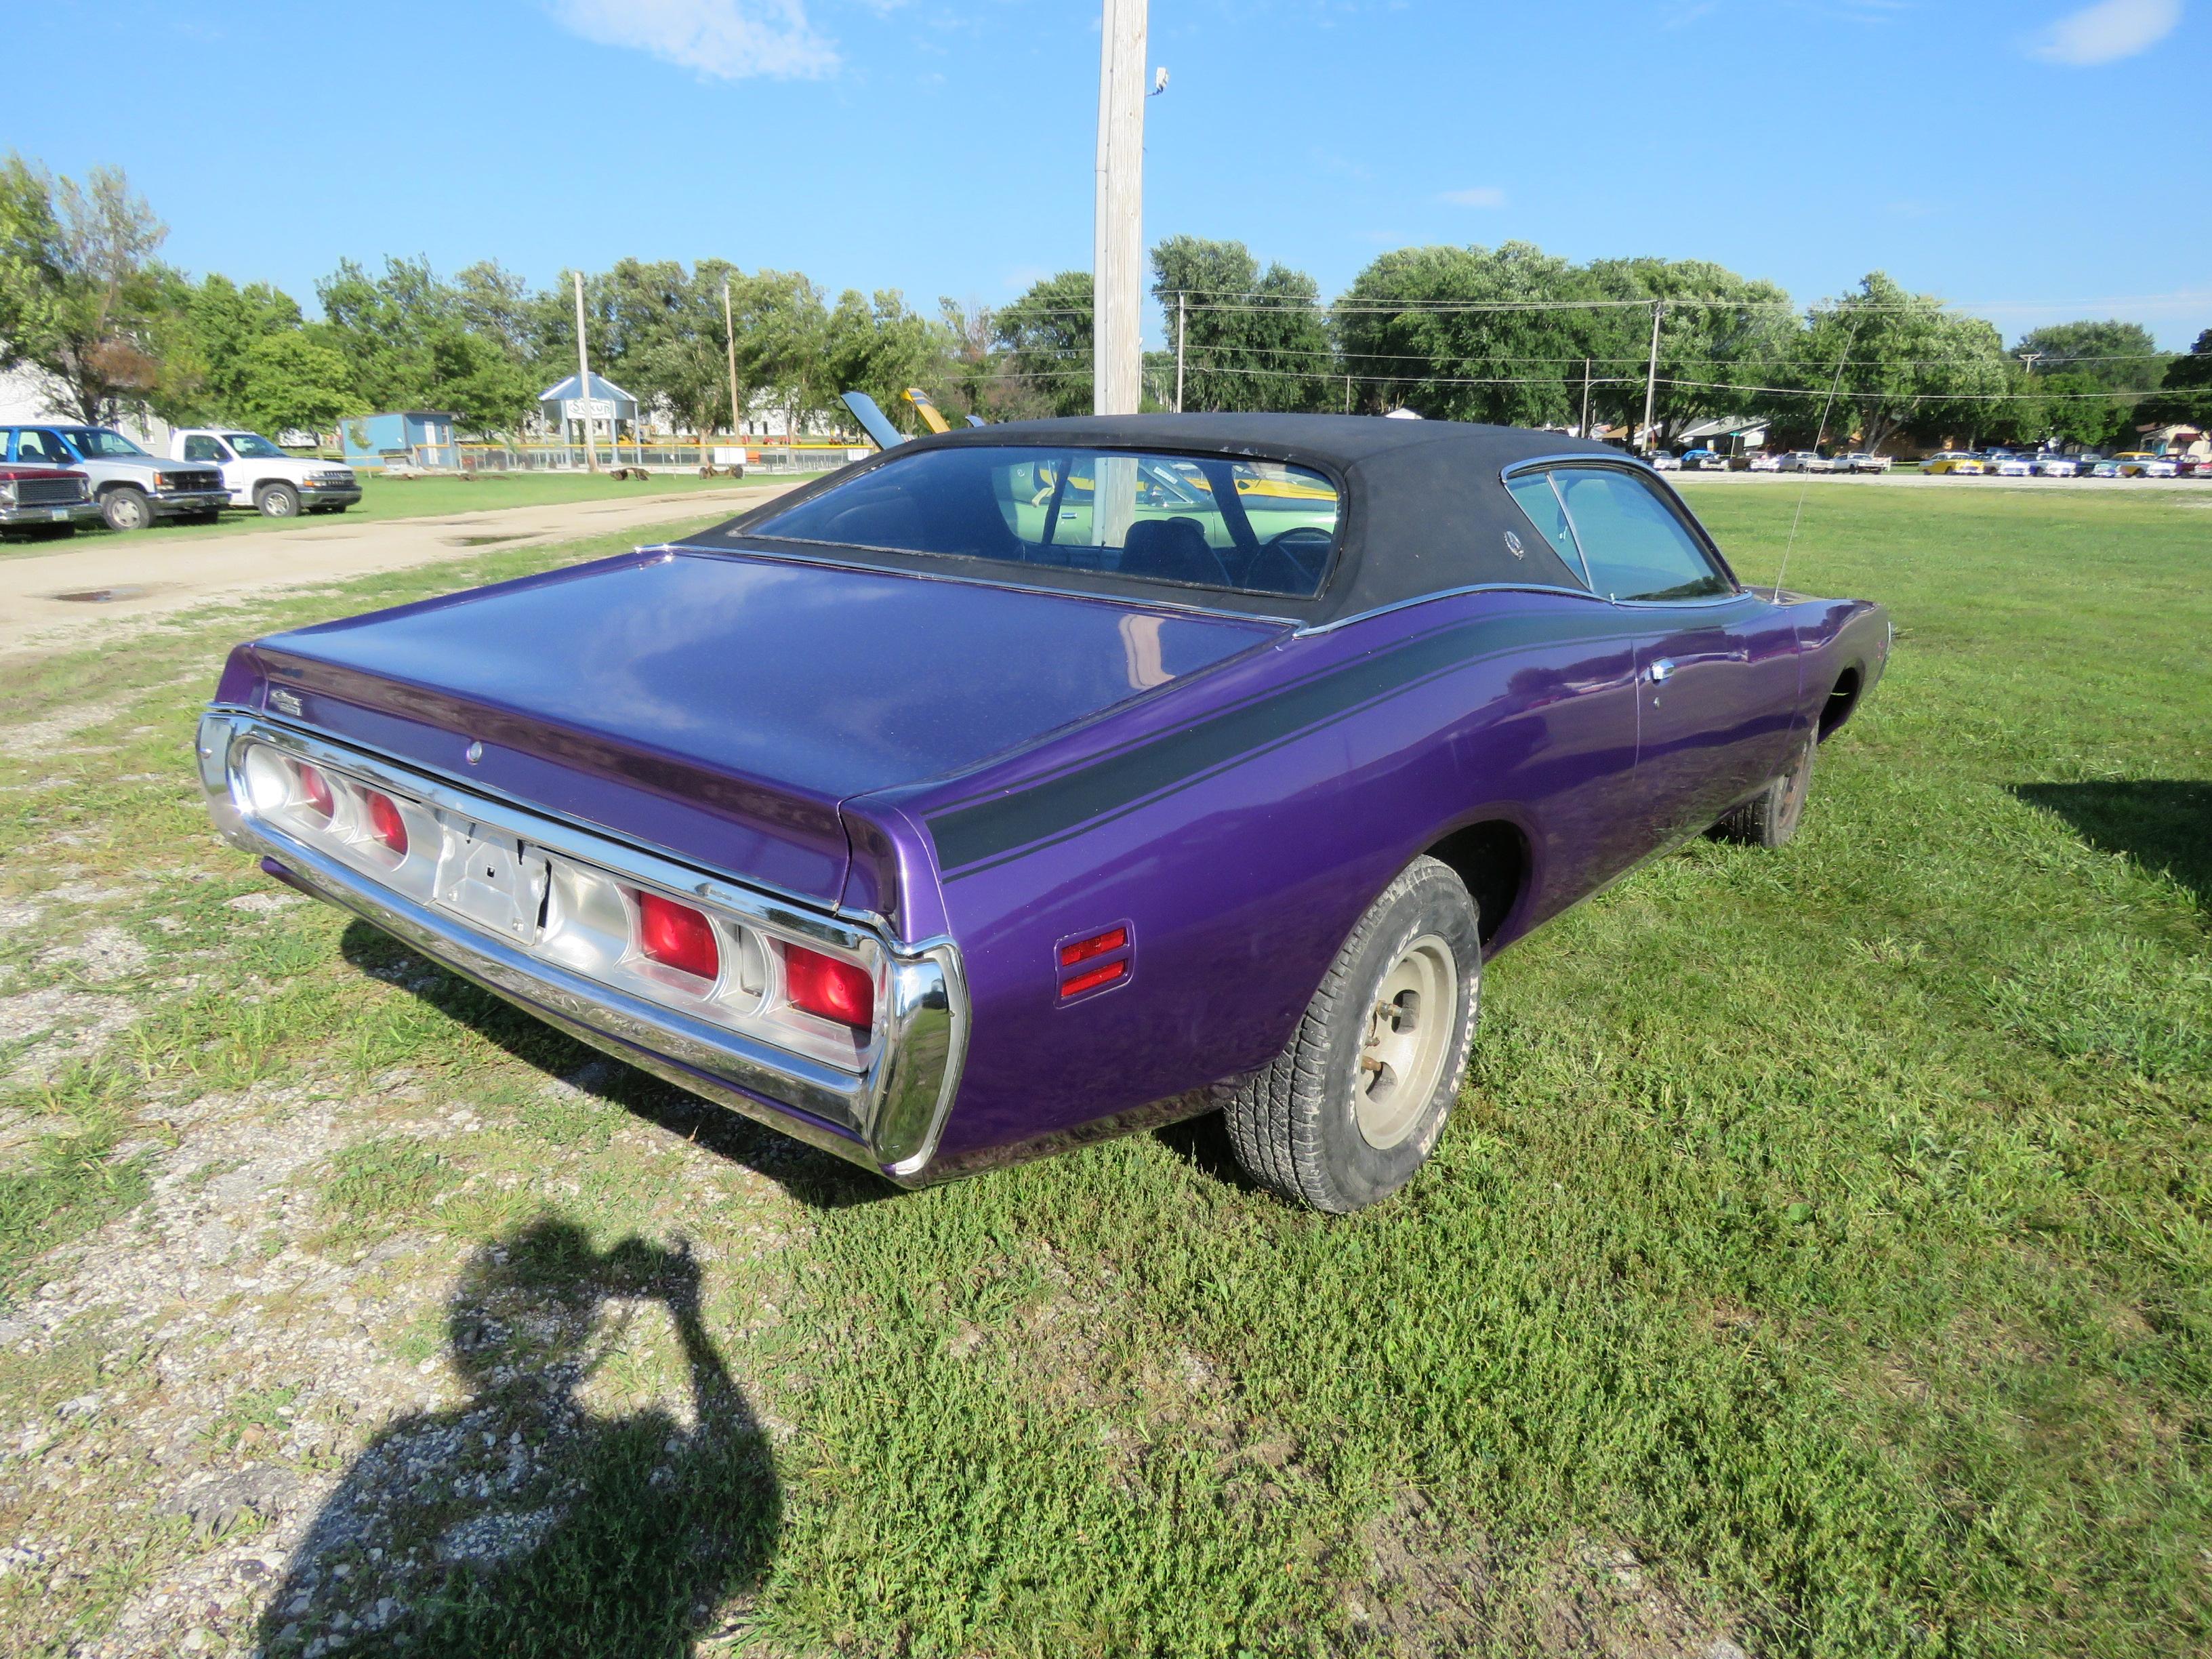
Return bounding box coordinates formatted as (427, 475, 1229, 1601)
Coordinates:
(1549, 468, 1732, 602)
(183, 436, 228, 462)
(1504, 474, 1589, 587)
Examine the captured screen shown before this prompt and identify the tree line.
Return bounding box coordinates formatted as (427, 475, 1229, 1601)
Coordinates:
(2, 153, 2204, 452)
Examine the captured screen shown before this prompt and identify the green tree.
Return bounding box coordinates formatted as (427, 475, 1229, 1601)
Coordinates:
(316, 255, 536, 433)
(724, 268, 828, 437)
(164, 272, 306, 424)
(994, 272, 1092, 418)
(820, 289, 945, 430)
(1577, 257, 1798, 446)
(2139, 328, 2212, 432)
(1150, 237, 1331, 413)
(1334, 242, 1586, 424)
(232, 332, 364, 437)
(1757, 272, 2009, 453)
(2011, 320, 2165, 390)
(0, 154, 172, 422)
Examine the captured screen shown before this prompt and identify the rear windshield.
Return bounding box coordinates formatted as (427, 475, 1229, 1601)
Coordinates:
(745, 445, 1341, 598)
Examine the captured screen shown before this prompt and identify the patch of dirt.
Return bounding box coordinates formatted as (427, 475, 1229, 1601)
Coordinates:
(1, 985, 140, 1082)
(39, 924, 151, 983)
(0, 699, 140, 756)
(1345, 1493, 1751, 1658)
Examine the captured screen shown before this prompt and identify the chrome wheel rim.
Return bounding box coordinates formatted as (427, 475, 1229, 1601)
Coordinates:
(1355, 934, 1458, 1149)
(266, 491, 295, 516)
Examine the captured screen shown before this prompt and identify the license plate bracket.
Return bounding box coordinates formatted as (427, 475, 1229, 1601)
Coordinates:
(434, 819, 547, 941)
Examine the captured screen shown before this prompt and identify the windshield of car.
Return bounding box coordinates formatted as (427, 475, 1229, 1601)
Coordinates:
(56, 428, 149, 459)
(222, 432, 290, 458)
(745, 445, 1342, 598)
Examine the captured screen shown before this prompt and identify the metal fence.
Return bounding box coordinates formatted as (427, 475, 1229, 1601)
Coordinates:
(455, 441, 868, 476)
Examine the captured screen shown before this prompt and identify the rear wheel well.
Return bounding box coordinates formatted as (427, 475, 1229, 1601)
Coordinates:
(1818, 667, 1863, 741)
(1423, 819, 1528, 945)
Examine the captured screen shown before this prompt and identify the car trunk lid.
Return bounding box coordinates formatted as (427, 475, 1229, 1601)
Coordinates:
(230, 547, 1288, 915)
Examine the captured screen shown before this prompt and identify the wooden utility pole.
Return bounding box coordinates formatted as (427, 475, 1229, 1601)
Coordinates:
(1580, 356, 1592, 438)
(573, 270, 599, 474)
(1640, 302, 1662, 455)
(1093, 0, 1147, 419)
(722, 279, 743, 474)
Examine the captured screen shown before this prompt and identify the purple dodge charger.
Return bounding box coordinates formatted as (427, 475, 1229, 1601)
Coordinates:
(198, 416, 1887, 1211)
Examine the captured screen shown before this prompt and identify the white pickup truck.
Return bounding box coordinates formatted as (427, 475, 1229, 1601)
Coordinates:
(167, 429, 363, 518)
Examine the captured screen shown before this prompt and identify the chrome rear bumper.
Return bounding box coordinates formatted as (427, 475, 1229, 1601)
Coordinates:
(197, 710, 967, 1183)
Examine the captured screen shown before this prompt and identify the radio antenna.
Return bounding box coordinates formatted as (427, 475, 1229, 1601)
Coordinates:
(1774, 316, 1862, 603)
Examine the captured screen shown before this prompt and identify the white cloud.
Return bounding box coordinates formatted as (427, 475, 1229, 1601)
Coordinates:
(548, 0, 840, 80)
(1439, 186, 1507, 209)
(2027, 0, 2182, 64)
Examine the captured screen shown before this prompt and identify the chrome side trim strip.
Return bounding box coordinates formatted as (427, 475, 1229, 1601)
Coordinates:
(197, 710, 968, 1180)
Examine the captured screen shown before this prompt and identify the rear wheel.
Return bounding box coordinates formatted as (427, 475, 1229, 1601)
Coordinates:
(1711, 734, 1814, 848)
(258, 482, 300, 518)
(100, 487, 150, 532)
(1222, 856, 1481, 1212)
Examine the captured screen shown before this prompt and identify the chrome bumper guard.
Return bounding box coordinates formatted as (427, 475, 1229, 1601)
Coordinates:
(197, 710, 968, 1183)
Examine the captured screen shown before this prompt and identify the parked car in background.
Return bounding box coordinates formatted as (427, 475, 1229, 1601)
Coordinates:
(2173, 454, 2212, 478)
(167, 430, 362, 518)
(1648, 451, 1681, 471)
(198, 415, 1889, 1213)
(1985, 453, 2034, 477)
(2030, 454, 2079, 478)
(1778, 451, 1836, 473)
(2102, 452, 2178, 478)
(1922, 452, 1986, 476)
(0, 425, 229, 530)
(1677, 448, 1729, 471)
(0, 463, 102, 539)
(1833, 453, 1892, 474)
(1745, 452, 1784, 472)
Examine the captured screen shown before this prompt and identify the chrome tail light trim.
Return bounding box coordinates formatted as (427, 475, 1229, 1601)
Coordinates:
(197, 710, 968, 1182)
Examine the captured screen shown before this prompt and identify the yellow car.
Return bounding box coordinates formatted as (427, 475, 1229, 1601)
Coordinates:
(1923, 452, 1986, 476)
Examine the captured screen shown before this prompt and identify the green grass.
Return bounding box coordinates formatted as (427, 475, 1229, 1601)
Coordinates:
(0, 483, 2207, 1656)
(0, 466, 788, 558)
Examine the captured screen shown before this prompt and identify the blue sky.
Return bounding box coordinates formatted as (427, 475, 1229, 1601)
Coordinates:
(6, 0, 2206, 352)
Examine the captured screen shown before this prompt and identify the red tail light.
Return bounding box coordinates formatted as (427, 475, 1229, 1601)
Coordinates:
(785, 944, 874, 1028)
(365, 791, 408, 855)
(636, 893, 720, 981)
(297, 762, 334, 822)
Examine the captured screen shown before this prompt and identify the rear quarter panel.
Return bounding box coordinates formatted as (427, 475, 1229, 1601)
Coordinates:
(876, 588, 1654, 1166)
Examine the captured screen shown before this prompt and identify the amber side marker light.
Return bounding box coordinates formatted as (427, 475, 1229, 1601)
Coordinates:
(636, 892, 720, 982)
(785, 943, 874, 1028)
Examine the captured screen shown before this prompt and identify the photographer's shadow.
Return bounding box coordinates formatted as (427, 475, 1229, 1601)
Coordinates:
(258, 1218, 778, 1657)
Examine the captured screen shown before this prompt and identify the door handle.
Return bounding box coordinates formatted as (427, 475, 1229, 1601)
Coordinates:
(1646, 658, 1674, 684)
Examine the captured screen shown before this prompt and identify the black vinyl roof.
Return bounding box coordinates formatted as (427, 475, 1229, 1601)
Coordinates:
(697, 413, 1630, 624)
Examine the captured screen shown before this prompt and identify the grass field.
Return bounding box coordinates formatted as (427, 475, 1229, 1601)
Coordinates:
(0, 468, 788, 560)
(0, 483, 2207, 1656)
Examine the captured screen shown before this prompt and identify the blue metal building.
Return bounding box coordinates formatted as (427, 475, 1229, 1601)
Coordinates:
(340, 411, 462, 470)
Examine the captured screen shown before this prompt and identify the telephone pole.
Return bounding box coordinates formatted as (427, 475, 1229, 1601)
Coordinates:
(573, 270, 599, 474)
(1093, 0, 1147, 417)
(722, 279, 743, 473)
(1580, 356, 1592, 439)
(1640, 300, 1663, 455)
